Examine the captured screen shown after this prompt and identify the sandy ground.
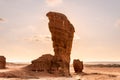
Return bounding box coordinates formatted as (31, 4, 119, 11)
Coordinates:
(0, 63, 120, 80)
(73, 66, 120, 80)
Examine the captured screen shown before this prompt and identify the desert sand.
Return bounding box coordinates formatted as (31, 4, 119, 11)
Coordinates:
(0, 63, 120, 80)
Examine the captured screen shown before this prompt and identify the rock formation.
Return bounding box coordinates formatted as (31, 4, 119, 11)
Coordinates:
(30, 12, 75, 76)
(73, 59, 83, 73)
(30, 54, 53, 72)
(47, 12, 75, 76)
(0, 56, 6, 69)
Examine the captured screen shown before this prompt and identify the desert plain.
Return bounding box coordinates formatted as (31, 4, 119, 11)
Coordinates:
(0, 62, 120, 80)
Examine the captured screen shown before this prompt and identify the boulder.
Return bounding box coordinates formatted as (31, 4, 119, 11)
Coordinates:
(0, 56, 6, 69)
(73, 59, 83, 73)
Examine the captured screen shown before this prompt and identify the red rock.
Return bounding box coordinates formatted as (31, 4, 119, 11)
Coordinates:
(47, 12, 75, 76)
(30, 54, 53, 72)
(30, 12, 75, 76)
(73, 59, 83, 73)
(0, 56, 6, 69)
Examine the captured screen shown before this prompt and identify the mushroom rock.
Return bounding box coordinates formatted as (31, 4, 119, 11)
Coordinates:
(46, 12, 75, 76)
(0, 56, 6, 69)
(73, 59, 83, 73)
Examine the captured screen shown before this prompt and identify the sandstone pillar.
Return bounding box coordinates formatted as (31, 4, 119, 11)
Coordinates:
(47, 12, 75, 76)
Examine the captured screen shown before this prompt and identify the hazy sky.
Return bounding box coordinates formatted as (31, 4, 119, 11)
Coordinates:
(0, 0, 120, 62)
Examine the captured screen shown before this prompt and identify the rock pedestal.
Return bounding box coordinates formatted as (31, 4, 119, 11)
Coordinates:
(0, 56, 6, 69)
(73, 59, 83, 73)
(30, 12, 75, 76)
(47, 12, 75, 76)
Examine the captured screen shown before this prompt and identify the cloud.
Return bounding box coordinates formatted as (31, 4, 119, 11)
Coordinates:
(115, 19, 120, 28)
(45, 0, 63, 7)
(24, 34, 51, 43)
(0, 18, 6, 23)
(25, 33, 80, 43)
(0, 18, 4, 22)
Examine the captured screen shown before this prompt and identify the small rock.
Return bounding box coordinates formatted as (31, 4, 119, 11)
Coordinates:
(0, 56, 6, 69)
(73, 59, 83, 73)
